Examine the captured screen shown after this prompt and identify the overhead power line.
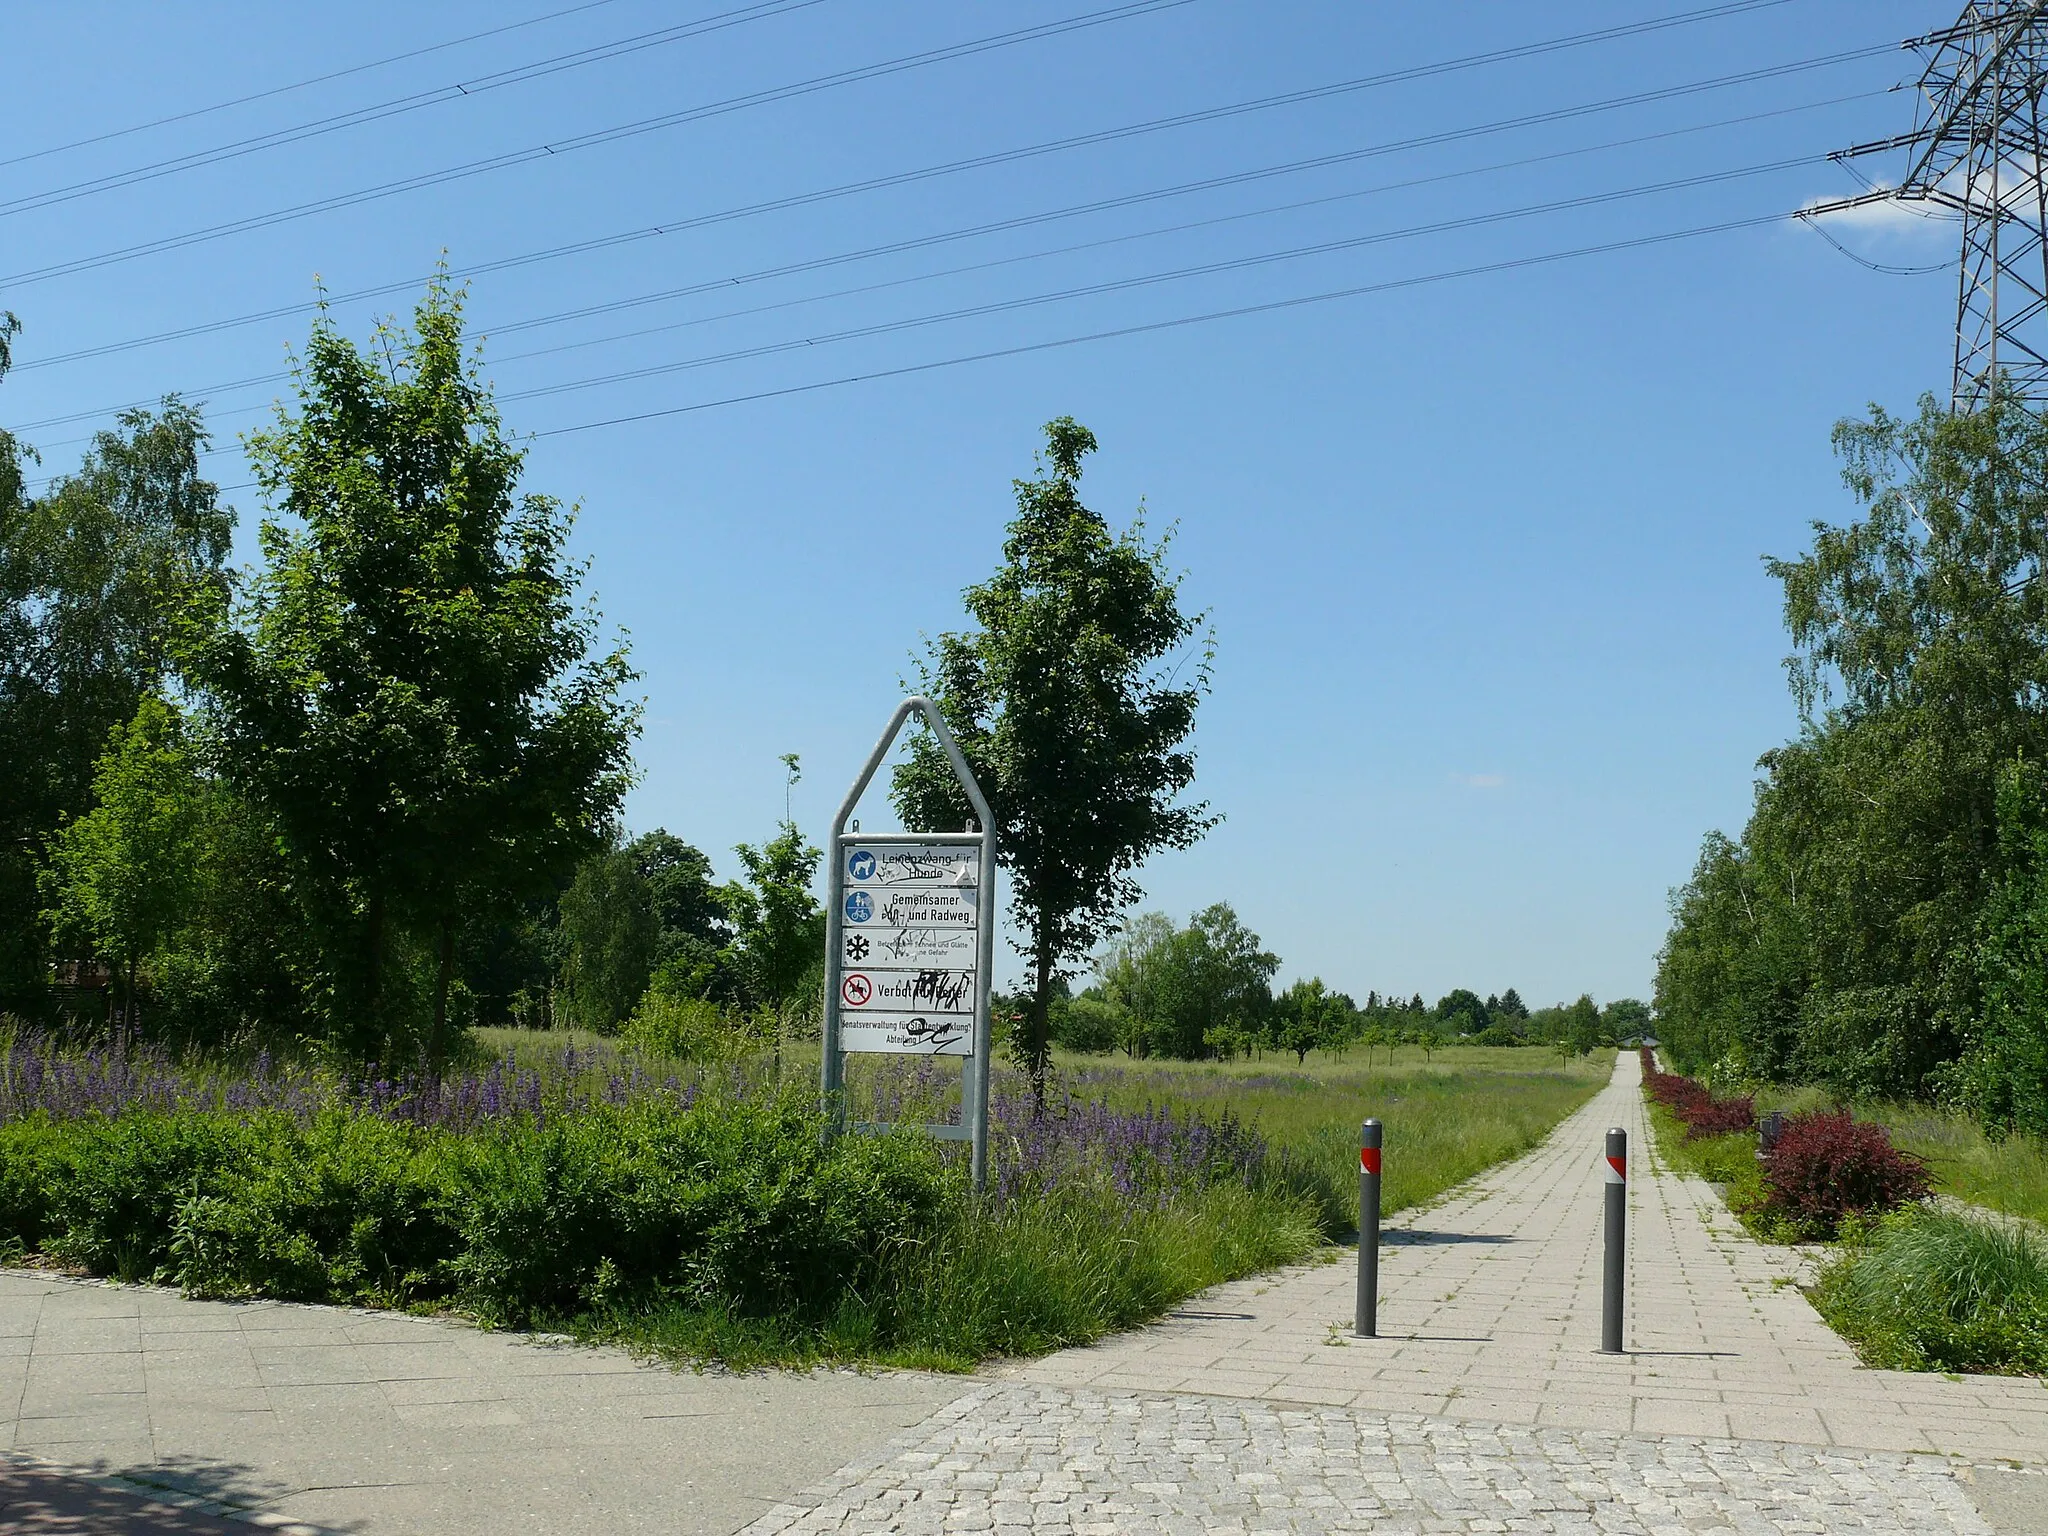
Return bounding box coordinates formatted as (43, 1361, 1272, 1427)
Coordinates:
(525, 211, 1795, 440)
(1804, 0, 2048, 411)
(483, 152, 1822, 408)
(13, 81, 1884, 441)
(149, 207, 1797, 494)
(0, 0, 632, 173)
(9, 14, 1876, 372)
(0, 0, 1193, 290)
(22, 147, 1825, 475)
(0, 0, 832, 222)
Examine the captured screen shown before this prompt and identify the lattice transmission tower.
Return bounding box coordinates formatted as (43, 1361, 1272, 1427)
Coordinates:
(1804, 1, 2048, 412)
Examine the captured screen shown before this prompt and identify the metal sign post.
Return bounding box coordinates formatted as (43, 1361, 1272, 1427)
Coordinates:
(822, 698, 996, 1189)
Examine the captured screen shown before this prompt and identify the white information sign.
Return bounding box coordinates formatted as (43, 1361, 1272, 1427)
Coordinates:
(840, 886, 977, 930)
(841, 1015, 973, 1055)
(844, 844, 978, 889)
(822, 698, 997, 1183)
(834, 839, 983, 1056)
(842, 926, 976, 968)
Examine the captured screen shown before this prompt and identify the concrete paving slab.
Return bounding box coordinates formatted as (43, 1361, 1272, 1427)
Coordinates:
(0, 1270, 963, 1535)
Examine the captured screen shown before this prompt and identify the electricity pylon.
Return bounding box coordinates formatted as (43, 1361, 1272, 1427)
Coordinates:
(1804, 1, 2048, 412)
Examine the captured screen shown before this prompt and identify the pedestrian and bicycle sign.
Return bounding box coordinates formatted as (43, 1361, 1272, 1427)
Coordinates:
(822, 698, 998, 1187)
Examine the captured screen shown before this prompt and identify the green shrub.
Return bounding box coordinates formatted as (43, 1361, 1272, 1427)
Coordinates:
(449, 1096, 950, 1325)
(171, 1114, 458, 1304)
(40, 1113, 250, 1281)
(0, 1045, 1608, 1370)
(1050, 996, 1128, 1054)
(1814, 1206, 2048, 1375)
(623, 991, 743, 1060)
(0, 1090, 954, 1327)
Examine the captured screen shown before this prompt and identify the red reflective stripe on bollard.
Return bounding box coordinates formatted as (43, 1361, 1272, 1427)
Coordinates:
(1360, 1147, 1381, 1175)
(1604, 1154, 1626, 1183)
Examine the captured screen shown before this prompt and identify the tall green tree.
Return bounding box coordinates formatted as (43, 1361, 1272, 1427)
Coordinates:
(1273, 976, 1346, 1063)
(1434, 988, 1490, 1035)
(1656, 395, 2048, 1099)
(557, 843, 659, 1033)
(1955, 758, 2048, 1136)
(0, 367, 232, 1012)
(630, 831, 726, 954)
(190, 282, 638, 1059)
(1095, 904, 1275, 1061)
(892, 418, 1215, 1103)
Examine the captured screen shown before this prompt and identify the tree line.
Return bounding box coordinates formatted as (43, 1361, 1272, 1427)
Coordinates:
(1037, 899, 1648, 1063)
(6, 276, 1629, 1087)
(1656, 396, 2048, 1138)
(0, 291, 1216, 1083)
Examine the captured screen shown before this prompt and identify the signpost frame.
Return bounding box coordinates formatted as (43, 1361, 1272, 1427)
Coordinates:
(822, 697, 997, 1189)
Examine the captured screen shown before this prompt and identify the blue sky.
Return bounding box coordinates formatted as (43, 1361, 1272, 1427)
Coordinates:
(1, 1, 1956, 1005)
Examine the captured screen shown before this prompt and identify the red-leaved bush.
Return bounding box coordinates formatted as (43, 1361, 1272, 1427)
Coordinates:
(1758, 1111, 1930, 1239)
(1640, 1049, 1756, 1140)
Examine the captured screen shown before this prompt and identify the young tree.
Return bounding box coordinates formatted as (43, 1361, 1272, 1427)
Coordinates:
(1273, 976, 1345, 1064)
(191, 282, 638, 1059)
(723, 822, 825, 1012)
(892, 418, 1214, 1104)
(41, 697, 207, 1028)
(1559, 994, 1606, 1058)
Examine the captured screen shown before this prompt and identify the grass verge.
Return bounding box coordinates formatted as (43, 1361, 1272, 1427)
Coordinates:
(1643, 1067, 2047, 1377)
(0, 1034, 1610, 1370)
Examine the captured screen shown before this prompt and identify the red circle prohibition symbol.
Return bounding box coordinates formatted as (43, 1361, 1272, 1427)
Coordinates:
(841, 973, 873, 1007)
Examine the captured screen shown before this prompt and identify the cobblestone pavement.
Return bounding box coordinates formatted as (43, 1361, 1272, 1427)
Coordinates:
(740, 1383, 2003, 1535)
(1009, 1051, 2048, 1461)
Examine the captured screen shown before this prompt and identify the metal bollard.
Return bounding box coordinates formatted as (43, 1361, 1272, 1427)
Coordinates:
(1356, 1119, 1382, 1337)
(1601, 1126, 1627, 1354)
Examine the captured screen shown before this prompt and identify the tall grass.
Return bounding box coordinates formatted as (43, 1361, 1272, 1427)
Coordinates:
(1852, 1104, 2048, 1228)
(1814, 1206, 2048, 1375)
(1065, 1050, 1612, 1226)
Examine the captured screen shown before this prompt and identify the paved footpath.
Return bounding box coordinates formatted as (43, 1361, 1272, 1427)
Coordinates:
(746, 1051, 2048, 1534)
(6, 1051, 2047, 1533)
